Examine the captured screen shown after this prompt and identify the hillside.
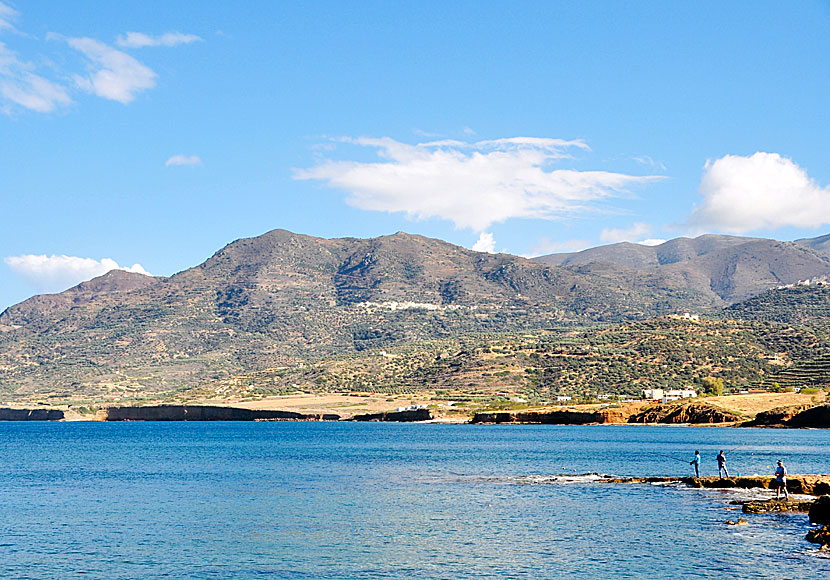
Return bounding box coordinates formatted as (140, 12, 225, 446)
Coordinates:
(3, 229, 830, 405)
(534, 234, 830, 305)
(722, 285, 830, 325)
(0, 229, 713, 402)
(184, 317, 828, 408)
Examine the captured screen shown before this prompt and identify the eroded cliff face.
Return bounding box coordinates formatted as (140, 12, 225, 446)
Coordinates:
(0, 408, 64, 420)
(470, 408, 628, 424)
(351, 408, 431, 422)
(743, 404, 830, 428)
(101, 405, 339, 421)
(628, 401, 742, 424)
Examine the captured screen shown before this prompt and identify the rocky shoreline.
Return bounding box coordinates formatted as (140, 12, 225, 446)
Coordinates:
(3, 400, 830, 427)
(472, 402, 830, 428)
(599, 474, 830, 548)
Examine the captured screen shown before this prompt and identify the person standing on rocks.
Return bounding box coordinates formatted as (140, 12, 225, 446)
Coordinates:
(690, 450, 701, 477)
(775, 460, 789, 500)
(717, 450, 729, 478)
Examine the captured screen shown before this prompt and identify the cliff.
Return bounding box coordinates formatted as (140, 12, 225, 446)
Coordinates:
(470, 408, 628, 424)
(628, 401, 742, 424)
(102, 405, 339, 421)
(0, 408, 64, 421)
(351, 408, 431, 422)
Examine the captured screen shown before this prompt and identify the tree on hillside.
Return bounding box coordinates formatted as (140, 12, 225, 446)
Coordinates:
(702, 376, 725, 396)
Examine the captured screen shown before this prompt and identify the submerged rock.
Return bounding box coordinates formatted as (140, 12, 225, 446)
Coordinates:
(806, 525, 830, 547)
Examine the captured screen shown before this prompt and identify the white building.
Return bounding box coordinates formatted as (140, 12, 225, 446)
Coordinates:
(644, 388, 697, 402)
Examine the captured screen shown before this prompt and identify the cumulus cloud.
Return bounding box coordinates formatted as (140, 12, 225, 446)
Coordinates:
(4, 254, 151, 294)
(472, 232, 496, 253)
(689, 152, 830, 233)
(116, 32, 202, 48)
(67, 37, 156, 103)
(295, 137, 659, 231)
(0, 42, 72, 113)
(165, 154, 202, 167)
(600, 222, 653, 243)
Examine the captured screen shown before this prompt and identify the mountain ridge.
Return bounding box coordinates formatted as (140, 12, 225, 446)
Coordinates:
(1, 228, 829, 401)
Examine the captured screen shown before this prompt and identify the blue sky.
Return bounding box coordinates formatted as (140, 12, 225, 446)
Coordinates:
(2, 1, 830, 311)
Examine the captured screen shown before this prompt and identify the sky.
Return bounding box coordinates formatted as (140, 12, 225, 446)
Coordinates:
(2, 1, 830, 311)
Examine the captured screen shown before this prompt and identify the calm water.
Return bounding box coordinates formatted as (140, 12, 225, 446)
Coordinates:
(2, 422, 829, 579)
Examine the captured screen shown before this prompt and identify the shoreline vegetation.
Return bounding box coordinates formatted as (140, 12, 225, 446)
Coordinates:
(1, 392, 829, 427)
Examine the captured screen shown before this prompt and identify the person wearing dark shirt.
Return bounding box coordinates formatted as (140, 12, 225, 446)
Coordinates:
(717, 450, 729, 478)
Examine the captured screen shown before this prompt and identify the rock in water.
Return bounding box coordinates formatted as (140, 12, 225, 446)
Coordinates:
(806, 525, 830, 547)
(810, 495, 830, 525)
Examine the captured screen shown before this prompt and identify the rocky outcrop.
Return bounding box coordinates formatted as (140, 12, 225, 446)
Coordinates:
(741, 404, 813, 427)
(809, 495, 830, 525)
(742, 404, 830, 428)
(742, 499, 814, 513)
(471, 408, 629, 424)
(102, 405, 339, 421)
(806, 525, 830, 547)
(787, 404, 830, 428)
(628, 401, 742, 424)
(601, 474, 830, 495)
(351, 408, 431, 422)
(0, 408, 64, 421)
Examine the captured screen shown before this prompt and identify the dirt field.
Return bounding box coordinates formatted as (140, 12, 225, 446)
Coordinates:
(705, 392, 827, 416)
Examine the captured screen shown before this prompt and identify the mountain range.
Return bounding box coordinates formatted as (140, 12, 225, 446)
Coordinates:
(1, 229, 829, 402)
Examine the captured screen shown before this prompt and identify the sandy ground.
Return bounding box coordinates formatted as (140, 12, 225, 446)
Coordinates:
(205, 392, 445, 419)
(705, 392, 827, 416)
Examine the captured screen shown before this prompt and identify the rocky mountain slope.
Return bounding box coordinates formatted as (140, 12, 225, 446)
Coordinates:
(0, 229, 709, 400)
(534, 234, 830, 304)
(2, 229, 829, 402)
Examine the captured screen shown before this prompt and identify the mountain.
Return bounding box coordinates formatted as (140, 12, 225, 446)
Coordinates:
(795, 233, 830, 258)
(3, 228, 829, 403)
(0, 229, 710, 401)
(533, 234, 830, 304)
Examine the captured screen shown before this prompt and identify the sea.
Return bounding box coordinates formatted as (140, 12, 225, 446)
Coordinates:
(2, 422, 829, 579)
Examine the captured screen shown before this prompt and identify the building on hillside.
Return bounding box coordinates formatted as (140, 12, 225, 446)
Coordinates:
(643, 388, 664, 400)
(643, 388, 697, 402)
(661, 388, 697, 403)
(555, 395, 573, 403)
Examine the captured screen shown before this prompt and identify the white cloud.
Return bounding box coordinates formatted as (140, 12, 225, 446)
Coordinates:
(67, 37, 156, 104)
(165, 154, 202, 167)
(0, 2, 17, 31)
(0, 42, 72, 113)
(116, 32, 203, 49)
(600, 221, 652, 243)
(638, 238, 666, 247)
(295, 137, 659, 231)
(472, 232, 496, 253)
(689, 152, 830, 233)
(4, 254, 151, 294)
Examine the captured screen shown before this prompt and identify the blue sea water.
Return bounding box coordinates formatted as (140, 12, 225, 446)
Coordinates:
(1, 422, 829, 579)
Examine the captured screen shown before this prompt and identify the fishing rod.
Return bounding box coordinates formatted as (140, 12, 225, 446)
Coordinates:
(724, 443, 746, 455)
(655, 451, 691, 463)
